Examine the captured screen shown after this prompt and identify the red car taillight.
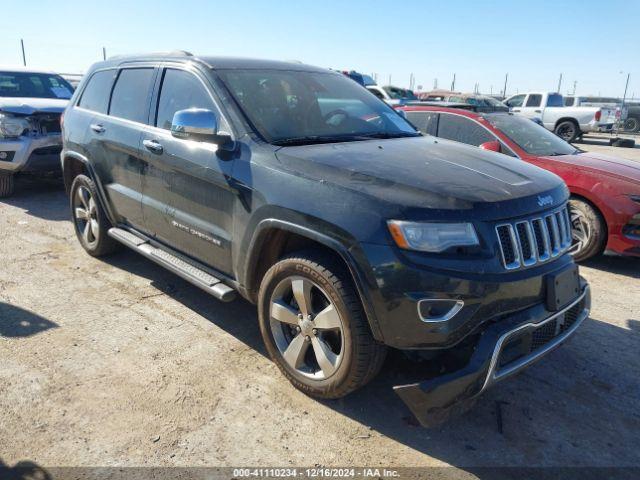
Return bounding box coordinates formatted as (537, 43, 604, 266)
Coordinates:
(595, 110, 601, 121)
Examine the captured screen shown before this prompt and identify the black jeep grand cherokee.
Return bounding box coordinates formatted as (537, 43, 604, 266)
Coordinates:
(61, 52, 590, 426)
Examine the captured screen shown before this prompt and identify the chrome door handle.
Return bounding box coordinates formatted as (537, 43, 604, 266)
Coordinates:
(143, 139, 164, 154)
(90, 123, 105, 133)
(535, 109, 542, 113)
(512, 108, 521, 112)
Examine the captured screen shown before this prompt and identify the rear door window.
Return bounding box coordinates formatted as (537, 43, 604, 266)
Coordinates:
(525, 94, 542, 107)
(78, 70, 117, 114)
(109, 68, 155, 123)
(405, 111, 438, 135)
(437, 114, 494, 146)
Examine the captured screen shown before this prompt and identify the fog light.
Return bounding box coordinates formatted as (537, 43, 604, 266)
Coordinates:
(0, 152, 7, 160)
(418, 299, 464, 323)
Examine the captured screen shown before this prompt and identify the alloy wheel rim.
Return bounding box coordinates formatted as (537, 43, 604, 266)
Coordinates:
(269, 276, 344, 380)
(558, 124, 575, 141)
(73, 186, 99, 248)
(568, 208, 591, 256)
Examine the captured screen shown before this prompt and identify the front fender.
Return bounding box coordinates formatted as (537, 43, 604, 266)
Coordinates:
(239, 214, 384, 341)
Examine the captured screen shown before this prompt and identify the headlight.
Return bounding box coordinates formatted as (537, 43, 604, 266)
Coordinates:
(387, 220, 479, 252)
(0, 113, 29, 138)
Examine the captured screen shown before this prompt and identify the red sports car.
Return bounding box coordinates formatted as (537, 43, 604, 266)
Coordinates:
(398, 105, 640, 261)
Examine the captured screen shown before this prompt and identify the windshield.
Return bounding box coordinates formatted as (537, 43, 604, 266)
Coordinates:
(486, 114, 577, 156)
(0, 71, 74, 99)
(217, 69, 419, 145)
(383, 86, 417, 100)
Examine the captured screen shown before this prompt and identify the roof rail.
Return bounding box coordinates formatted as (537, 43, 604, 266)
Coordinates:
(107, 50, 194, 60)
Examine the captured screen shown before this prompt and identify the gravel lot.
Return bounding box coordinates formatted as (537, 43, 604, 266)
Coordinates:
(1, 143, 639, 475)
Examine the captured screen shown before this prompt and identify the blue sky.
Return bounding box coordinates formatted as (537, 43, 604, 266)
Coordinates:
(1, 0, 638, 98)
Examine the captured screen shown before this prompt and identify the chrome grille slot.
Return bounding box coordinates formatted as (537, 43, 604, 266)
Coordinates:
(531, 218, 550, 261)
(515, 221, 536, 266)
(496, 205, 571, 270)
(496, 224, 520, 270)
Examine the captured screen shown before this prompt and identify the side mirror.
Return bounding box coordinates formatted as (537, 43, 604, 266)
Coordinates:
(170, 108, 232, 146)
(479, 140, 501, 152)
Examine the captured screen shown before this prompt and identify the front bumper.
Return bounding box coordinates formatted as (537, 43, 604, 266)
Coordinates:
(394, 283, 590, 427)
(0, 134, 63, 174)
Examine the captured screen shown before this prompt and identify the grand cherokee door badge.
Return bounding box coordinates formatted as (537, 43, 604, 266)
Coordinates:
(171, 220, 222, 247)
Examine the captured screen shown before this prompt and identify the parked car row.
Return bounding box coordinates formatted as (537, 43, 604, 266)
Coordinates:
(2, 54, 637, 428)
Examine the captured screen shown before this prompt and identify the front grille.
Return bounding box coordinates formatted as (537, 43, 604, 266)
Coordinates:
(39, 117, 61, 134)
(27, 114, 62, 135)
(32, 146, 62, 156)
(496, 205, 572, 270)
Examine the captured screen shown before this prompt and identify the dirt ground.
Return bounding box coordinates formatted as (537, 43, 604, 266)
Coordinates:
(1, 142, 639, 475)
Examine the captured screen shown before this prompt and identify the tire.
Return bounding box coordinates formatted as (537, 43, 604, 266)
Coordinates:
(258, 251, 387, 399)
(624, 117, 639, 132)
(611, 138, 636, 148)
(69, 174, 120, 257)
(568, 197, 607, 262)
(0, 174, 15, 198)
(555, 120, 580, 143)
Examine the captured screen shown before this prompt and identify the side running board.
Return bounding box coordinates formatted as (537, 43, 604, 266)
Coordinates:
(108, 227, 236, 302)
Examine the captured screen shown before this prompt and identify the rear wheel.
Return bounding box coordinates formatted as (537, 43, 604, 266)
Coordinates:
(568, 198, 607, 262)
(624, 117, 639, 132)
(70, 174, 120, 257)
(0, 174, 15, 198)
(555, 120, 580, 143)
(258, 252, 387, 399)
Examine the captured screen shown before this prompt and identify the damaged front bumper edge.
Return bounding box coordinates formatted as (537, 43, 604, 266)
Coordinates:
(393, 284, 591, 427)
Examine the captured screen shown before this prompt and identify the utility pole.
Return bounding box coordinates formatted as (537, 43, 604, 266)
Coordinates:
(20, 39, 26, 66)
(572, 80, 577, 95)
(433, 78, 438, 89)
(451, 73, 456, 91)
(490, 85, 493, 95)
(388, 74, 392, 86)
(503, 73, 508, 98)
(102, 47, 107, 60)
(615, 73, 630, 135)
(557, 73, 563, 93)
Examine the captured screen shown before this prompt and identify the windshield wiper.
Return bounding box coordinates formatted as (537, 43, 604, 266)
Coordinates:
(356, 132, 422, 139)
(272, 131, 421, 146)
(272, 135, 370, 146)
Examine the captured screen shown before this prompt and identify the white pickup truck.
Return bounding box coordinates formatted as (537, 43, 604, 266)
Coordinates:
(504, 92, 616, 142)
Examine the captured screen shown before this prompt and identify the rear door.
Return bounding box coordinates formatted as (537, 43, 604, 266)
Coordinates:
(83, 66, 157, 229)
(139, 66, 236, 275)
(520, 93, 544, 119)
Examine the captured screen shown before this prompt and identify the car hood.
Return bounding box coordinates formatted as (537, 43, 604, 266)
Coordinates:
(0, 97, 68, 116)
(543, 151, 640, 183)
(275, 136, 566, 215)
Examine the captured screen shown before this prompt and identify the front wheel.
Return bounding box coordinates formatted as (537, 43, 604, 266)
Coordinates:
(568, 198, 607, 262)
(555, 120, 580, 143)
(0, 174, 15, 198)
(258, 252, 387, 399)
